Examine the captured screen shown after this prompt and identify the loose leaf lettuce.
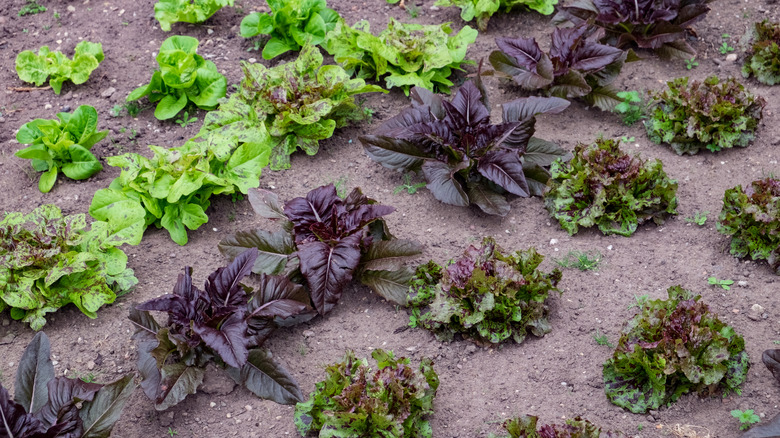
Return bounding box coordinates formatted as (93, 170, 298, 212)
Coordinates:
(434, 0, 558, 32)
(294, 349, 439, 437)
(15, 41, 104, 94)
(323, 18, 478, 95)
(552, 0, 712, 58)
(219, 184, 421, 316)
(127, 36, 227, 120)
(544, 137, 678, 237)
(741, 20, 780, 85)
(717, 178, 780, 275)
(603, 286, 749, 413)
(239, 0, 340, 59)
(359, 80, 570, 216)
(155, 0, 234, 31)
(0, 332, 133, 438)
(489, 25, 631, 110)
(496, 415, 625, 437)
(645, 76, 766, 155)
(408, 237, 562, 345)
(130, 248, 312, 410)
(225, 44, 384, 170)
(15, 105, 107, 193)
(0, 205, 138, 330)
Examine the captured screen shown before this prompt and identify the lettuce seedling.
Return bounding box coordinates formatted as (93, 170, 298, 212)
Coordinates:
(434, 0, 557, 31)
(239, 0, 340, 59)
(15, 105, 107, 193)
(130, 248, 313, 410)
(603, 286, 749, 413)
(217, 44, 384, 170)
(742, 20, 780, 85)
(489, 25, 631, 111)
(127, 36, 227, 120)
(496, 415, 625, 437)
(544, 138, 678, 237)
(717, 178, 780, 275)
(15, 41, 104, 94)
(294, 349, 439, 437)
(0, 205, 138, 330)
(645, 76, 766, 155)
(154, 0, 234, 31)
(552, 0, 711, 58)
(219, 184, 421, 316)
(0, 332, 134, 438)
(408, 237, 562, 345)
(323, 18, 477, 95)
(360, 79, 570, 216)
(89, 132, 268, 246)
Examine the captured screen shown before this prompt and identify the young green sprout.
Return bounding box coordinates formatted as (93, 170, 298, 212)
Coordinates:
(731, 409, 760, 430)
(708, 276, 734, 290)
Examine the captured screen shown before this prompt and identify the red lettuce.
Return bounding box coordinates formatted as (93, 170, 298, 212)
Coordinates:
(130, 248, 313, 410)
(218, 184, 421, 316)
(489, 25, 631, 110)
(552, 0, 712, 58)
(359, 79, 570, 216)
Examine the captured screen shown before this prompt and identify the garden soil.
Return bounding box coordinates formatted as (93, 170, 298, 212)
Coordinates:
(1, 0, 780, 436)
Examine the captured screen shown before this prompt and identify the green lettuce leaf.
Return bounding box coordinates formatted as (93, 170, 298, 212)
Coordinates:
(154, 0, 234, 31)
(15, 41, 104, 94)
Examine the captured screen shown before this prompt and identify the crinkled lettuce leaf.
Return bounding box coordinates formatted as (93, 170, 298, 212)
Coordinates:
(154, 0, 234, 31)
(15, 41, 104, 94)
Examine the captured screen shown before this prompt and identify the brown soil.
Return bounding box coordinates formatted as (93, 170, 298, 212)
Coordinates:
(1, 0, 779, 437)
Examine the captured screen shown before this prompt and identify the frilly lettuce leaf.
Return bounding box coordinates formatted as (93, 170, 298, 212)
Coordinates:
(154, 0, 234, 31)
(15, 41, 104, 94)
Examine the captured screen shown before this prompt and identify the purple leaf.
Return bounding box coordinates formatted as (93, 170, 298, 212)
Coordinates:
(446, 81, 490, 127)
(477, 150, 531, 197)
(495, 36, 543, 70)
(570, 43, 625, 72)
(284, 185, 340, 243)
(0, 385, 48, 436)
(192, 311, 249, 368)
(298, 234, 362, 315)
(421, 160, 469, 207)
(35, 377, 101, 428)
(204, 247, 258, 307)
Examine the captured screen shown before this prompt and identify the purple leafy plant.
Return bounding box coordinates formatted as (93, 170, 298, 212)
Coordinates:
(129, 248, 314, 410)
(218, 184, 421, 316)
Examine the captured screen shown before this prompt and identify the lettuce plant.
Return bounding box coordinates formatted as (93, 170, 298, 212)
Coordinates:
(15, 105, 107, 193)
(544, 138, 678, 237)
(130, 248, 313, 410)
(359, 80, 570, 216)
(552, 0, 712, 58)
(408, 237, 562, 345)
(0, 205, 138, 330)
(489, 25, 631, 110)
(0, 332, 134, 438)
(15, 41, 104, 94)
(717, 178, 780, 275)
(645, 76, 766, 155)
(323, 18, 477, 95)
(127, 36, 227, 120)
(742, 20, 780, 85)
(495, 415, 624, 437)
(239, 0, 340, 59)
(215, 44, 384, 170)
(89, 133, 268, 246)
(603, 286, 749, 414)
(219, 184, 421, 316)
(154, 0, 234, 31)
(434, 0, 557, 31)
(294, 349, 439, 437)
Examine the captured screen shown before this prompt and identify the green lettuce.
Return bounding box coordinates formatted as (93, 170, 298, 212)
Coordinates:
(603, 286, 749, 414)
(544, 138, 678, 237)
(408, 237, 561, 345)
(15, 105, 107, 193)
(89, 134, 269, 246)
(645, 76, 766, 155)
(15, 41, 104, 94)
(224, 44, 384, 170)
(239, 0, 340, 59)
(154, 0, 234, 31)
(717, 178, 780, 275)
(294, 349, 439, 437)
(495, 415, 624, 437)
(323, 18, 477, 95)
(741, 20, 780, 85)
(127, 35, 227, 120)
(434, 0, 558, 31)
(0, 205, 138, 330)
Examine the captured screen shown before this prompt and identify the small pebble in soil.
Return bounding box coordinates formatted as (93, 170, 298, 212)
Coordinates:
(44, 104, 52, 110)
(549, 239, 558, 245)
(210, 402, 217, 408)
(725, 53, 738, 62)
(738, 280, 748, 287)
(607, 245, 613, 250)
